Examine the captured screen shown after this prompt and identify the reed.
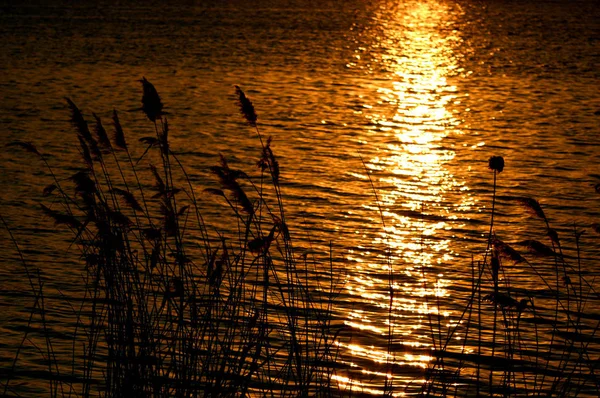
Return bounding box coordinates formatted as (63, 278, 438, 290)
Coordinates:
(3, 80, 600, 397)
(420, 157, 600, 397)
(3, 80, 342, 397)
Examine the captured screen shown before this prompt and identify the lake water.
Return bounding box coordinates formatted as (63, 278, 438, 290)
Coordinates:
(1, 0, 600, 395)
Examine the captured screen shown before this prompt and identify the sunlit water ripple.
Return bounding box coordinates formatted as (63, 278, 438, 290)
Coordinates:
(1, 0, 600, 395)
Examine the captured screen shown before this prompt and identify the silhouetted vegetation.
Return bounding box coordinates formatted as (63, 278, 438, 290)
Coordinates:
(3, 80, 600, 397)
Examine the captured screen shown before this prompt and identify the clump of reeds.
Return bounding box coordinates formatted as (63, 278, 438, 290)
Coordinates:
(3, 80, 342, 397)
(420, 155, 600, 397)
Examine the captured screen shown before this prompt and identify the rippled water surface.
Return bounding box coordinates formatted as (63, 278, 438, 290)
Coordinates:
(2, 0, 600, 395)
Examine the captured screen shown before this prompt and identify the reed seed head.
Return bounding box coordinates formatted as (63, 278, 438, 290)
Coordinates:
(517, 239, 556, 257)
(110, 188, 143, 212)
(492, 237, 525, 264)
(93, 113, 112, 150)
(77, 136, 93, 168)
(235, 85, 257, 126)
(140, 77, 163, 122)
(150, 164, 166, 195)
(65, 98, 92, 142)
(71, 170, 96, 195)
(43, 184, 57, 197)
(547, 228, 559, 245)
(6, 141, 41, 157)
(516, 197, 546, 220)
(112, 109, 127, 150)
(41, 204, 81, 229)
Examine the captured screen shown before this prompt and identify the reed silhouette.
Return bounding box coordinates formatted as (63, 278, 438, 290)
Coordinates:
(3, 80, 600, 397)
(418, 157, 600, 397)
(3, 80, 342, 397)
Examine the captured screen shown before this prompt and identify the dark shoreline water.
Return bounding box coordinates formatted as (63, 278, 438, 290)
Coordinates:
(2, 0, 600, 395)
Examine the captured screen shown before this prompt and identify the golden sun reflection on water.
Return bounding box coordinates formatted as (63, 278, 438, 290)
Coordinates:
(341, 1, 472, 392)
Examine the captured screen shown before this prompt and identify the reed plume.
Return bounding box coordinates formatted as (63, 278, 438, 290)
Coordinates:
(40, 204, 81, 229)
(106, 210, 132, 227)
(149, 164, 166, 196)
(210, 156, 254, 215)
(112, 109, 127, 150)
(204, 188, 225, 197)
(140, 77, 163, 122)
(77, 136, 93, 168)
(65, 98, 92, 142)
(492, 237, 525, 264)
(515, 197, 546, 220)
(110, 188, 143, 212)
(71, 170, 96, 196)
(235, 85, 257, 127)
(6, 141, 41, 156)
(517, 239, 557, 257)
(42, 183, 57, 197)
(258, 136, 280, 184)
(93, 113, 112, 150)
(547, 228, 560, 245)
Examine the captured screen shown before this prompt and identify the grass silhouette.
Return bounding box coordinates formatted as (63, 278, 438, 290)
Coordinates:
(3, 79, 600, 397)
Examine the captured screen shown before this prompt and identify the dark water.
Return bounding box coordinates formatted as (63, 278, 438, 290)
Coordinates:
(1, 0, 600, 395)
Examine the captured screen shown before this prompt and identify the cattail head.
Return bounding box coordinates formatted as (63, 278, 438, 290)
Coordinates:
(140, 77, 163, 122)
(488, 156, 504, 173)
(235, 85, 257, 126)
(112, 109, 127, 150)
